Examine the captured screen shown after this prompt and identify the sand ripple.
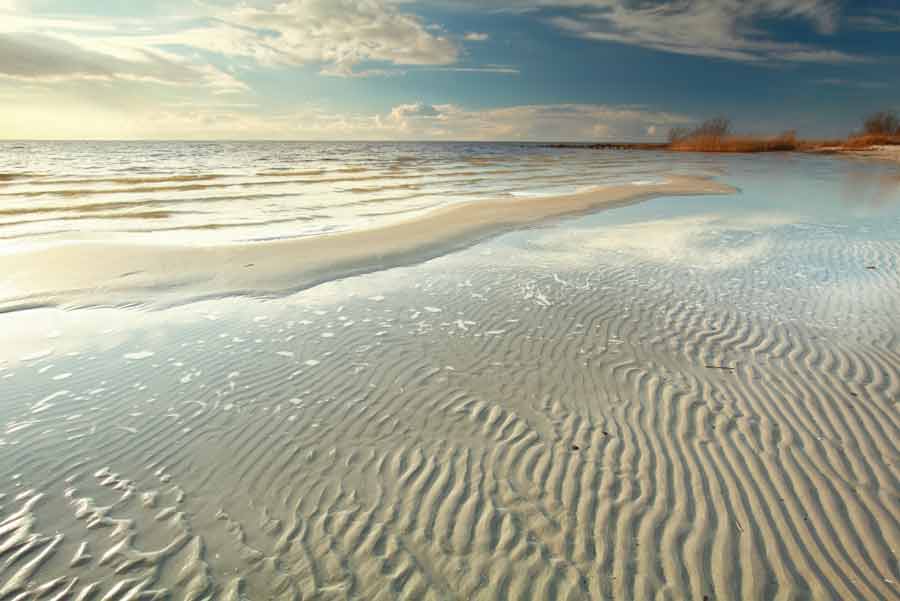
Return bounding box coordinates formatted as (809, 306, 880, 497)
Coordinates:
(1, 216, 898, 600)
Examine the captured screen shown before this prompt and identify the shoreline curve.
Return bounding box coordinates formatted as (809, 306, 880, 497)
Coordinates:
(0, 175, 736, 313)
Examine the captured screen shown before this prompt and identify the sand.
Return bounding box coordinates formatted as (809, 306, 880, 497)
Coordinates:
(843, 145, 900, 164)
(0, 175, 733, 313)
(0, 157, 898, 601)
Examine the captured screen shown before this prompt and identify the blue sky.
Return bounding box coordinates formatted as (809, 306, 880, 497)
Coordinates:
(0, 0, 898, 140)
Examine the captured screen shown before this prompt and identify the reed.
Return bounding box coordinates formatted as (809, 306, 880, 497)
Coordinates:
(667, 113, 900, 153)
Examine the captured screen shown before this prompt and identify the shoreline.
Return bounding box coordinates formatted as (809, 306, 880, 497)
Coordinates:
(541, 141, 900, 162)
(836, 145, 900, 164)
(0, 175, 735, 313)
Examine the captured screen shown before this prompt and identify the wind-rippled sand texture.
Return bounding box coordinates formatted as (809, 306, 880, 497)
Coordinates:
(1, 212, 898, 601)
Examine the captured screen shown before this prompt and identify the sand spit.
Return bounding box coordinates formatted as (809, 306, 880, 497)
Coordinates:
(0, 176, 734, 312)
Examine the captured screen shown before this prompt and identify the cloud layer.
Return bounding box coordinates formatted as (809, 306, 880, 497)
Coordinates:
(542, 0, 860, 63)
(0, 32, 246, 91)
(0, 0, 462, 84)
(0, 95, 691, 140)
(379, 102, 689, 140)
(198, 0, 460, 76)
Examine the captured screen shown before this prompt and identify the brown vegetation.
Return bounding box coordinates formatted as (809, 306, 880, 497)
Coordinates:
(841, 133, 900, 148)
(542, 112, 900, 157)
(666, 113, 900, 154)
(863, 111, 900, 136)
(668, 117, 805, 152)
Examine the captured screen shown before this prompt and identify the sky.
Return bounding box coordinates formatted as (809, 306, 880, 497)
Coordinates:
(0, 0, 898, 141)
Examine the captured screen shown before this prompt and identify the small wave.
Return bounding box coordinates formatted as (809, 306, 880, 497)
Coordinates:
(0, 172, 43, 182)
(0, 182, 222, 198)
(36, 174, 224, 185)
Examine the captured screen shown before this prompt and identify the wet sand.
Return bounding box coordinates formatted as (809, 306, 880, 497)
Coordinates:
(0, 176, 732, 312)
(845, 145, 900, 164)
(0, 154, 898, 601)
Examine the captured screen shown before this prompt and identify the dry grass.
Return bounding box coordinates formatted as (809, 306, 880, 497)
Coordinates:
(664, 113, 900, 154)
(550, 113, 900, 157)
(669, 130, 900, 154)
(840, 134, 900, 148)
(670, 131, 802, 153)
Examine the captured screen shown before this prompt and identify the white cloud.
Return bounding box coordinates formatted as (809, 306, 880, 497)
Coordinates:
(425, 64, 520, 74)
(0, 95, 692, 141)
(390, 102, 443, 119)
(377, 102, 690, 141)
(814, 78, 890, 90)
(848, 9, 900, 32)
(1, 0, 461, 83)
(546, 0, 861, 64)
(464, 32, 490, 41)
(776, 49, 864, 64)
(442, 0, 858, 64)
(0, 32, 247, 92)
(177, 0, 460, 76)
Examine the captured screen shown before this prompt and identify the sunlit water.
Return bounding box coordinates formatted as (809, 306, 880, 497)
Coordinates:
(0, 141, 728, 245)
(0, 145, 898, 601)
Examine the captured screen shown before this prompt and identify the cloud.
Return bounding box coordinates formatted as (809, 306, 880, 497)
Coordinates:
(848, 9, 900, 32)
(776, 49, 864, 64)
(0, 32, 247, 92)
(424, 64, 520, 74)
(390, 102, 442, 119)
(464, 32, 490, 41)
(814, 78, 890, 90)
(179, 0, 461, 76)
(451, 0, 857, 64)
(377, 101, 691, 141)
(1, 0, 461, 82)
(0, 95, 692, 140)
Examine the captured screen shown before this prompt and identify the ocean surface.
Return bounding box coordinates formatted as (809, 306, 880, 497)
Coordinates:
(0, 141, 724, 246)
(0, 142, 898, 601)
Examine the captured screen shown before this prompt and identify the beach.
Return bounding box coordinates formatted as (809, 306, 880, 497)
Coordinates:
(844, 145, 900, 165)
(0, 143, 898, 601)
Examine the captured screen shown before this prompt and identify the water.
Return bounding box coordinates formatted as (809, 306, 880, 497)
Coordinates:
(0, 144, 898, 600)
(0, 141, 725, 246)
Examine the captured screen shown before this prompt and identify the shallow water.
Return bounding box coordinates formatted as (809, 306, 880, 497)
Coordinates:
(0, 141, 724, 245)
(0, 148, 898, 600)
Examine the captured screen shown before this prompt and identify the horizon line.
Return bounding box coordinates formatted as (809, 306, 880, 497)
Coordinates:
(0, 139, 666, 144)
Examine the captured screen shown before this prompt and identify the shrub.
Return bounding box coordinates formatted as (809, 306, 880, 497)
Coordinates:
(668, 126, 691, 144)
(863, 111, 900, 136)
(668, 118, 731, 143)
(691, 117, 731, 138)
(664, 112, 900, 153)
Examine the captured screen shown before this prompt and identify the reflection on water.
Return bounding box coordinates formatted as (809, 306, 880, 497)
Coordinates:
(0, 148, 899, 601)
(839, 167, 900, 208)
